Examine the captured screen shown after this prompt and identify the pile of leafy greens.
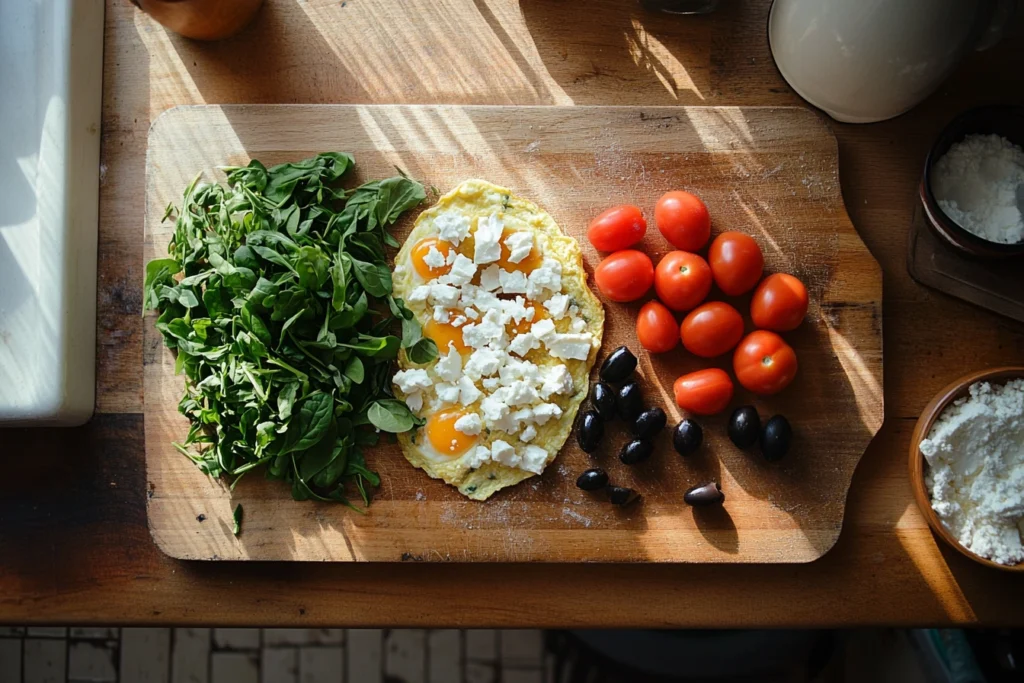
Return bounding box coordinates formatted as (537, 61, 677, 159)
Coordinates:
(143, 152, 435, 509)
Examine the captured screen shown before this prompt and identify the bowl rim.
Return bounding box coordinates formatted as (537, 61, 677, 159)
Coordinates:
(908, 366, 1024, 572)
(920, 105, 1024, 259)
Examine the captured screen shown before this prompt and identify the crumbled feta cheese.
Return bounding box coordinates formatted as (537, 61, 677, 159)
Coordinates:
(452, 315, 468, 328)
(433, 306, 451, 323)
(461, 310, 505, 349)
(464, 347, 504, 380)
(531, 318, 556, 341)
(463, 287, 501, 312)
(540, 364, 574, 399)
(435, 211, 471, 245)
(393, 368, 432, 393)
(445, 250, 457, 265)
(454, 412, 483, 436)
(512, 407, 534, 424)
(458, 376, 482, 405)
(519, 445, 548, 474)
(473, 213, 504, 264)
(447, 254, 477, 286)
(490, 439, 520, 467)
(499, 269, 528, 294)
(499, 296, 530, 325)
(526, 259, 562, 297)
(570, 317, 587, 333)
(464, 307, 480, 320)
(544, 294, 570, 319)
(547, 333, 592, 361)
(509, 332, 540, 357)
(434, 345, 462, 382)
(481, 391, 518, 432)
(531, 402, 563, 425)
(435, 383, 460, 404)
(423, 246, 447, 269)
(478, 264, 502, 291)
(405, 392, 423, 412)
(407, 286, 431, 304)
(429, 284, 460, 307)
(482, 377, 500, 390)
(504, 231, 535, 264)
(499, 359, 541, 386)
(506, 380, 540, 406)
(465, 445, 491, 468)
(519, 425, 538, 443)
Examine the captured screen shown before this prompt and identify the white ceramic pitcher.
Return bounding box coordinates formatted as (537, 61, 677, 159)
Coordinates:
(769, 0, 1016, 123)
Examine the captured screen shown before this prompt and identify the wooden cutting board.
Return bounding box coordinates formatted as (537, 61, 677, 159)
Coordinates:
(143, 105, 883, 563)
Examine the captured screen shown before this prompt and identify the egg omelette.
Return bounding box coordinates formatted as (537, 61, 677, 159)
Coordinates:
(391, 179, 604, 500)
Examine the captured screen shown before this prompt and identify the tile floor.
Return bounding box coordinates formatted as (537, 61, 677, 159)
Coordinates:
(0, 628, 547, 683)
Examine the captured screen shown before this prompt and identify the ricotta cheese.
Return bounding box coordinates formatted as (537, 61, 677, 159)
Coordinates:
(920, 379, 1024, 566)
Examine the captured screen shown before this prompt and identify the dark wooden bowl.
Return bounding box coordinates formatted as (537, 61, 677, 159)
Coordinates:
(909, 367, 1024, 572)
(920, 105, 1024, 260)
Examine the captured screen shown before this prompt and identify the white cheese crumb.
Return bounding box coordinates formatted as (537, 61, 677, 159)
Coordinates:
(407, 286, 431, 304)
(570, 317, 587, 333)
(505, 380, 540, 406)
(519, 445, 549, 474)
(482, 377, 500, 390)
(531, 402, 563, 425)
(498, 269, 528, 294)
(526, 258, 562, 298)
(464, 307, 480, 320)
(473, 213, 503, 264)
(434, 344, 462, 382)
(405, 392, 423, 412)
(435, 383, 460, 404)
(499, 296, 530, 326)
(464, 347, 504, 380)
(509, 332, 540, 357)
(519, 425, 538, 443)
(465, 445, 491, 468)
(433, 306, 451, 323)
(451, 315, 467, 328)
(393, 369, 432, 393)
(454, 412, 483, 436)
(461, 310, 505, 349)
(429, 284, 460, 307)
(504, 231, 534, 264)
(479, 265, 502, 291)
(435, 211, 471, 245)
(544, 293, 570, 319)
(458, 376, 482, 406)
(547, 333, 593, 361)
(490, 439, 520, 467)
(447, 254, 477, 286)
(423, 246, 447, 269)
(540, 364, 574, 399)
(531, 318, 556, 341)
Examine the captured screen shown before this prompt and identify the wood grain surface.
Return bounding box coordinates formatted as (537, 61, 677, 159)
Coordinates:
(143, 104, 882, 563)
(2, 0, 1024, 626)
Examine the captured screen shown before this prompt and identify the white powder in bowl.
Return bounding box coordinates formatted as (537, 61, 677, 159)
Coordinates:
(931, 134, 1024, 245)
(920, 379, 1024, 566)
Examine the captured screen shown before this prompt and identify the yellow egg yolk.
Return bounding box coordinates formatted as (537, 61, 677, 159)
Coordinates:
(424, 317, 469, 354)
(507, 302, 549, 336)
(410, 237, 452, 280)
(426, 411, 478, 456)
(458, 227, 543, 274)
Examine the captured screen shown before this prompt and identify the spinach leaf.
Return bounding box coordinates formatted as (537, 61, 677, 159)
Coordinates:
(367, 399, 416, 433)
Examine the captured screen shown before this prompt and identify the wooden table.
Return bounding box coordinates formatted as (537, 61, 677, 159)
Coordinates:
(2, 0, 1023, 628)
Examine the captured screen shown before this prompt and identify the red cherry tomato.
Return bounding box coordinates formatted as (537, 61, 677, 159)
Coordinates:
(594, 250, 654, 302)
(655, 191, 711, 252)
(708, 231, 764, 296)
(654, 251, 712, 312)
(587, 205, 647, 252)
(636, 301, 678, 353)
(750, 273, 809, 331)
(673, 368, 734, 416)
(680, 301, 745, 358)
(733, 330, 798, 395)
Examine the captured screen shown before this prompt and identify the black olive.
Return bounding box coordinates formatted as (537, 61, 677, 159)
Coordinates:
(576, 468, 609, 491)
(728, 406, 761, 448)
(761, 415, 792, 462)
(576, 410, 604, 453)
(632, 407, 667, 439)
(599, 346, 637, 383)
(616, 381, 644, 421)
(590, 382, 617, 421)
(673, 419, 703, 456)
(607, 486, 641, 506)
(684, 482, 725, 506)
(619, 438, 654, 464)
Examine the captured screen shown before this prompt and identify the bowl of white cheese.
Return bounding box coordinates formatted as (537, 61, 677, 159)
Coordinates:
(920, 106, 1024, 259)
(910, 367, 1024, 571)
